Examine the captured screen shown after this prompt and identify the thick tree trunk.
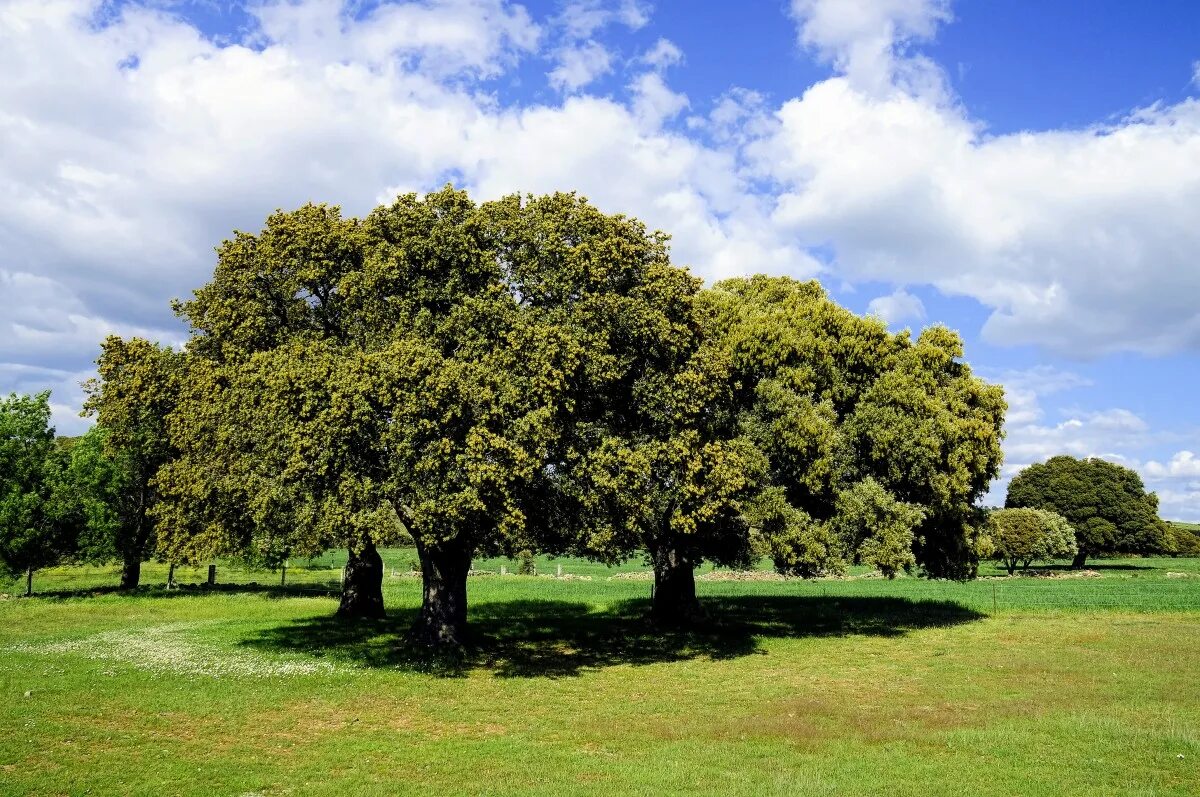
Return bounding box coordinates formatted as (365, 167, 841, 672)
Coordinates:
(1006, 560, 1016, 575)
(167, 562, 176, 589)
(651, 544, 704, 626)
(411, 540, 471, 647)
(25, 567, 33, 597)
(337, 539, 385, 619)
(119, 554, 141, 590)
(1072, 550, 1088, 570)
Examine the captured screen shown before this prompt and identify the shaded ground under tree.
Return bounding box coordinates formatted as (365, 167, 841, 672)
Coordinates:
(239, 594, 984, 678)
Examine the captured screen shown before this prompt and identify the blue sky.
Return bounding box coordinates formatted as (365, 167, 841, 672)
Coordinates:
(1, 0, 1199, 517)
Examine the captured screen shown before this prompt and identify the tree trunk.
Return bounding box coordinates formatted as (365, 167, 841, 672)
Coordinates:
(119, 553, 141, 590)
(411, 539, 471, 647)
(25, 567, 33, 597)
(651, 544, 704, 626)
(1072, 550, 1088, 569)
(1006, 560, 1016, 575)
(167, 562, 176, 589)
(337, 539, 385, 619)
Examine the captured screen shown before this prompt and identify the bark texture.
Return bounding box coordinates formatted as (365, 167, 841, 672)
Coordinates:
(411, 539, 471, 647)
(650, 544, 704, 626)
(119, 554, 142, 590)
(337, 539, 385, 619)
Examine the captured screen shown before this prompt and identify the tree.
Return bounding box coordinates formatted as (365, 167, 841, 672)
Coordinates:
(1005, 456, 1168, 568)
(556, 306, 764, 625)
(1164, 522, 1200, 557)
(156, 187, 698, 644)
(984, 507, 1077, 574)
(0, 393, 74, 595)
(81, 337, 180, 589)
(563, 275, 1004, 625)
(708, 276, 1006, 581)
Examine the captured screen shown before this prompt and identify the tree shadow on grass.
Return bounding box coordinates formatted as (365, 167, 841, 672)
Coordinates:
(238, 595, 983, 678)
(1017, 563, 1157, 573)
(20, 581, 343, 601)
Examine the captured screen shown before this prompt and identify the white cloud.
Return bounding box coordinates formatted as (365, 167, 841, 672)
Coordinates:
(866, 288, 925, 325)
(1146, 450, 1200, 479)
(768, 1, 1200, 357)
(790, 0, 952, 94)
(548, 40, 613, 91)
(0, 0, 813, 424)
(641, 37, 683, 71)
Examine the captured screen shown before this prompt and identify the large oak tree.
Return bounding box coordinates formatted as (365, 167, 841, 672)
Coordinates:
(156, 187, 699, 645)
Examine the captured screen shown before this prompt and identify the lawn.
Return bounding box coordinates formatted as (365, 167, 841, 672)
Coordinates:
(2, 558, 1198, 796)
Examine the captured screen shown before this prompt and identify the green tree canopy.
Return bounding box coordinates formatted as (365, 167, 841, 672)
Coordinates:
(1005, 456, 1167, 568)
(709, 276, 1006, 581)
(156, 187, 703, 644)
(0, 392, 75, 595)
(984, 507, 1077, 574)
(80, 336, 181, 588)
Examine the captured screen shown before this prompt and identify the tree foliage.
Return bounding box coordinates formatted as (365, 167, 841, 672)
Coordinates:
(1005, 456, 1167, 567)
(708, 276, 1006, 581)
(0, 393, 75, 593)
(156, 187, 705, 642)
(79, 336, 181, 588)
(984, 507, 1077, 574)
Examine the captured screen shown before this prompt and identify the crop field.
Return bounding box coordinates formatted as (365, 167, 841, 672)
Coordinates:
(2, 557, 1199, 796)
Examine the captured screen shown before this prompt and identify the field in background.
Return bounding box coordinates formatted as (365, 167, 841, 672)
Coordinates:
(8, 552, 1200, 613)
(1, 556, 1199, 795)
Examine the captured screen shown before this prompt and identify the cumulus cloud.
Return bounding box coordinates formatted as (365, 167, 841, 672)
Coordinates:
(790, 0, 952, 94)
(771, 0, 1200, 356)
(0, 0, 812, 420)
(547, 0, 650, 92)
(640, 37, 683, 71)
(548, 39, 613, 91)
(1145, 451, 1200, 479)
(866, 288, 925, 326)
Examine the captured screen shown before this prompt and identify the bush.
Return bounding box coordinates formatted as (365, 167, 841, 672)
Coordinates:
(986, 508, 1077, 575)
(516, 550, 536, 576)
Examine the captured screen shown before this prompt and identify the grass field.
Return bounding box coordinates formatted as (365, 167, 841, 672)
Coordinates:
(2, 556, 1199, 796)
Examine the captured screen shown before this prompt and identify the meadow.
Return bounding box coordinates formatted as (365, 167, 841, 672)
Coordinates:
(2, 555, 1198, 796)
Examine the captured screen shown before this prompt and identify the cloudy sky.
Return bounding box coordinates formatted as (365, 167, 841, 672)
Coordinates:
(2, 0, 1199, 518)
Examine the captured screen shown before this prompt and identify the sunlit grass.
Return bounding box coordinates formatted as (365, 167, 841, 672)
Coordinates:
(1, 559, 1198, 795)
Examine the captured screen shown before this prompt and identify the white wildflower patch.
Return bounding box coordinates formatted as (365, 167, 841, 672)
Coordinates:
(7, 622, 335, 679)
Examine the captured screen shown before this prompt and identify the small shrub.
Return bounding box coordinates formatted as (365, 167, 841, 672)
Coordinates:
(516, 550, 536, 576)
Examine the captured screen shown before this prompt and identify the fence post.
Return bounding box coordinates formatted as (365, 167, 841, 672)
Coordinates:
(207, 564, 216, 586)
(25, 567, 33, 597)
(992, 582, 998, 612)
(557, 564, 563, 578)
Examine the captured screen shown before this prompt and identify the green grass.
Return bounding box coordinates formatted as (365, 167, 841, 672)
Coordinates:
(1, 559, 1199, 795)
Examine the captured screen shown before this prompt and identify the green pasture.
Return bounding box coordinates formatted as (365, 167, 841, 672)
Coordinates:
(2, 557, 1199, 796)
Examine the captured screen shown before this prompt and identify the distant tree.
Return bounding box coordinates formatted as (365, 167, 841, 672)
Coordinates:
(1164, 522, 1200, 557)
(1006, 456, 1168, 568)
(0, 393, 75, 595)
(985, 507, 1077, 574)
(81, 337, 180, 589)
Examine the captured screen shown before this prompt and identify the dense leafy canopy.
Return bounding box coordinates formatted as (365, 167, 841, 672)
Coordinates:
(156, 187, 710, 640)
(709, 276, 1006, 581)
(1005, 456, 1168, 566)
(0, 393, 74, 591)
(983, 507, 1077, 574)
(79, 336, 181, 587)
